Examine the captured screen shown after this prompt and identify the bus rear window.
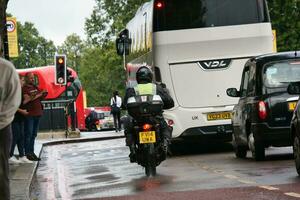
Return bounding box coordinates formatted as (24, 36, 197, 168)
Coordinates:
(153, 0, 270, 32)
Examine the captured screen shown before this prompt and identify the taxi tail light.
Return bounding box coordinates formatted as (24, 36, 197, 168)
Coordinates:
(142, 124, 152, 131)
(155, 0, 165, 9)
(258, 101, 267, 120)
(95, 120, 100, 125)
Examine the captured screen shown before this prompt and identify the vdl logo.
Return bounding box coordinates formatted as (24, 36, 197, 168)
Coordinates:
(198, 59, 232, 70)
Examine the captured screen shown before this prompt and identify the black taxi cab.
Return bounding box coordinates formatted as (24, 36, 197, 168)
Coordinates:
(227, 51, 300, 161)
(287, 75, 300, 175)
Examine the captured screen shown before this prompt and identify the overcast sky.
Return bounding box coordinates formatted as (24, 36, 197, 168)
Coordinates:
(7, 0, 96, 46)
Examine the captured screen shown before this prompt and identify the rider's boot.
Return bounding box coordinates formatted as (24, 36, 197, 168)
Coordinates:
(162, 138, 170, 157)
(129, 145, 136, 163)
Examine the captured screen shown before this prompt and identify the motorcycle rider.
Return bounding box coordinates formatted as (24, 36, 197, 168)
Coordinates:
(123, 66, 174, 162)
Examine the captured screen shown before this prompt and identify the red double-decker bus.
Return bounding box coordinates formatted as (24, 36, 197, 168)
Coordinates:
(17, 66, 86, 131)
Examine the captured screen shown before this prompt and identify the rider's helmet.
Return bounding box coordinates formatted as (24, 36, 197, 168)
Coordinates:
(136, 66, 153, 84)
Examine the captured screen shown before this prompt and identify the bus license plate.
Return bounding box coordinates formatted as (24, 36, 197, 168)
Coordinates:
(139, 131, 156, 144)
(288, 101, 297, 111)
(207, 112, 232, 121)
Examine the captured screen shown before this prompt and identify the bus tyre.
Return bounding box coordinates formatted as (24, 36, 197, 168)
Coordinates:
(293, 136, 300, 176)
(248, 132, 265, 161)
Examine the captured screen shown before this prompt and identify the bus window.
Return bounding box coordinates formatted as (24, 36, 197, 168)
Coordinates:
(154, 0, 270, 32)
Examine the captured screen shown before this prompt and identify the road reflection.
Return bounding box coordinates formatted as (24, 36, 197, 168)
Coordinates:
(133, 175, 173, 192)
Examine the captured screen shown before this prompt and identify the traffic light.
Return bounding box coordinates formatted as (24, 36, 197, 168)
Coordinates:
(55, 55, 67, 85)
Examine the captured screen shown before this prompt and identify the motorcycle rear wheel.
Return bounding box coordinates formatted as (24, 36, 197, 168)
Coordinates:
(145, 144, 156, 177)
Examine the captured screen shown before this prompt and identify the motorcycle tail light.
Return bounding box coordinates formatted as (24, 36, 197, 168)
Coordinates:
(142, 124, 152, 131)
(258, 101, 267, 120)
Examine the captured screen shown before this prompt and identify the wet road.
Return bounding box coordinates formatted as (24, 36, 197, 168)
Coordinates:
(31, 132, 300, 199)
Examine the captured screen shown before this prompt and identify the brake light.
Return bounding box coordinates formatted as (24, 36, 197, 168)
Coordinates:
(95, 121, 100, 125)
(155, 1, 164, 9)
(143, 124, 152, 131)
(258, 101, 267, 120)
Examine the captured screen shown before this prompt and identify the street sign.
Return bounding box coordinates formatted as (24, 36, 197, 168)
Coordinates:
(6, 17, 19, 57)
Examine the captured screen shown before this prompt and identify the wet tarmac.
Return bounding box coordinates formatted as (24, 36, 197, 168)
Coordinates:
(30, 136, 300, 199)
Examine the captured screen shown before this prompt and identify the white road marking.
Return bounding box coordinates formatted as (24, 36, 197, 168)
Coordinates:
(259, 186, 279, 191)
(224, 175, 238, 179)
(285, 192, 300, 198)
(238, 180, 256, 184)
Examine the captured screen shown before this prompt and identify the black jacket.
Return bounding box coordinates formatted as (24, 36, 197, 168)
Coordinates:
(123, 83, 174, 110)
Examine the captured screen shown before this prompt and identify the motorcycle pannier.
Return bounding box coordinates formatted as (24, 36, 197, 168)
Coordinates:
(127, 95, 163, 118)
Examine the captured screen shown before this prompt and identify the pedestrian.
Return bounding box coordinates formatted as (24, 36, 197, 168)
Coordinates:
(23, 72, 47, 161)
(110, 91, 122, 132)
(0, 58, 21, 200)
(9, 75, 32, 164)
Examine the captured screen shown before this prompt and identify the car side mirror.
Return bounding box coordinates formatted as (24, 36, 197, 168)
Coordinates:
(288, 82, 300, 95)
(226, 88, 240, 97)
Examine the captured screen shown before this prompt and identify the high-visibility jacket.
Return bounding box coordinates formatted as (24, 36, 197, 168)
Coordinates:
(134, 83, 157, 96)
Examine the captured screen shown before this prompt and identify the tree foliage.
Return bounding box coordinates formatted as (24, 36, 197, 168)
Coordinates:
(268, 0, 300, 51)
(57, 33, 84, 73)
(79, 42, 124, 106)
(85, 0, 148, 47)
(11, 22, 56, 68)
(82, 0, 148, 106)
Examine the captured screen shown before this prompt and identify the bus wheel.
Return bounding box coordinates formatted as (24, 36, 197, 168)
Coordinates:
(248, 132, 265, 161)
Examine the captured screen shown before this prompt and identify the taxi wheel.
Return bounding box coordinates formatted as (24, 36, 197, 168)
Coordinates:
(232, 134, 247, 158)
(248, 132, 265, 161)
(293, 136, 300, 176)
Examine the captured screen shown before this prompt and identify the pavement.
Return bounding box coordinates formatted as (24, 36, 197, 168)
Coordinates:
(9, 130, 124, 200)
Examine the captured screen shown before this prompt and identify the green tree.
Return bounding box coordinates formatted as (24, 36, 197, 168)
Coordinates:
(57, 33, 84, 73)
(80, 42, 125, 106)
(82, 0, 148, 106)
(11, 22, 56, 68)
(268, 0, 300, 51)
(85, 0, 148, 46)
(37, 37, 56, 66)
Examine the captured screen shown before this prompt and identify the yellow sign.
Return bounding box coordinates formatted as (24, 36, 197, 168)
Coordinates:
(272, 30, 277, 53)
(6, 17, 19, 57)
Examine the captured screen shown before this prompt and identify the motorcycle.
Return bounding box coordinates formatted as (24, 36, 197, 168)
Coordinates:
(127, 94, 167, 176)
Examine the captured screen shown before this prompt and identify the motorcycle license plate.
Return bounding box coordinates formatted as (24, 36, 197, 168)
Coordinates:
(139, 131, 156, 144)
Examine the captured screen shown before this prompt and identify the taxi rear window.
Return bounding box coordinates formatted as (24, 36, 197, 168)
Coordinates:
(264, 60, 300, 88)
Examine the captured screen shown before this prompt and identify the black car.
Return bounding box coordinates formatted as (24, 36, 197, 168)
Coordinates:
(227, 51, 300, 161)
(288, 78, 300, 175)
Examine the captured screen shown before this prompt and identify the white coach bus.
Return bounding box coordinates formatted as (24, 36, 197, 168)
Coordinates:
(116, 0, 274, 142)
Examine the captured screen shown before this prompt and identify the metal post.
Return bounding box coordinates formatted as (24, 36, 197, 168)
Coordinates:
(3, 12, 9, 60)
(123, 40, 126, 70)
(70, 101, 76, 131)
(65, 85, 68, 138)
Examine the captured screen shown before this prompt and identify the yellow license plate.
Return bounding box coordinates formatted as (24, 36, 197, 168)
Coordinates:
(139, 131, 156, 144)
(207, 112, 232, 121)
(288, 101, 297, 111)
